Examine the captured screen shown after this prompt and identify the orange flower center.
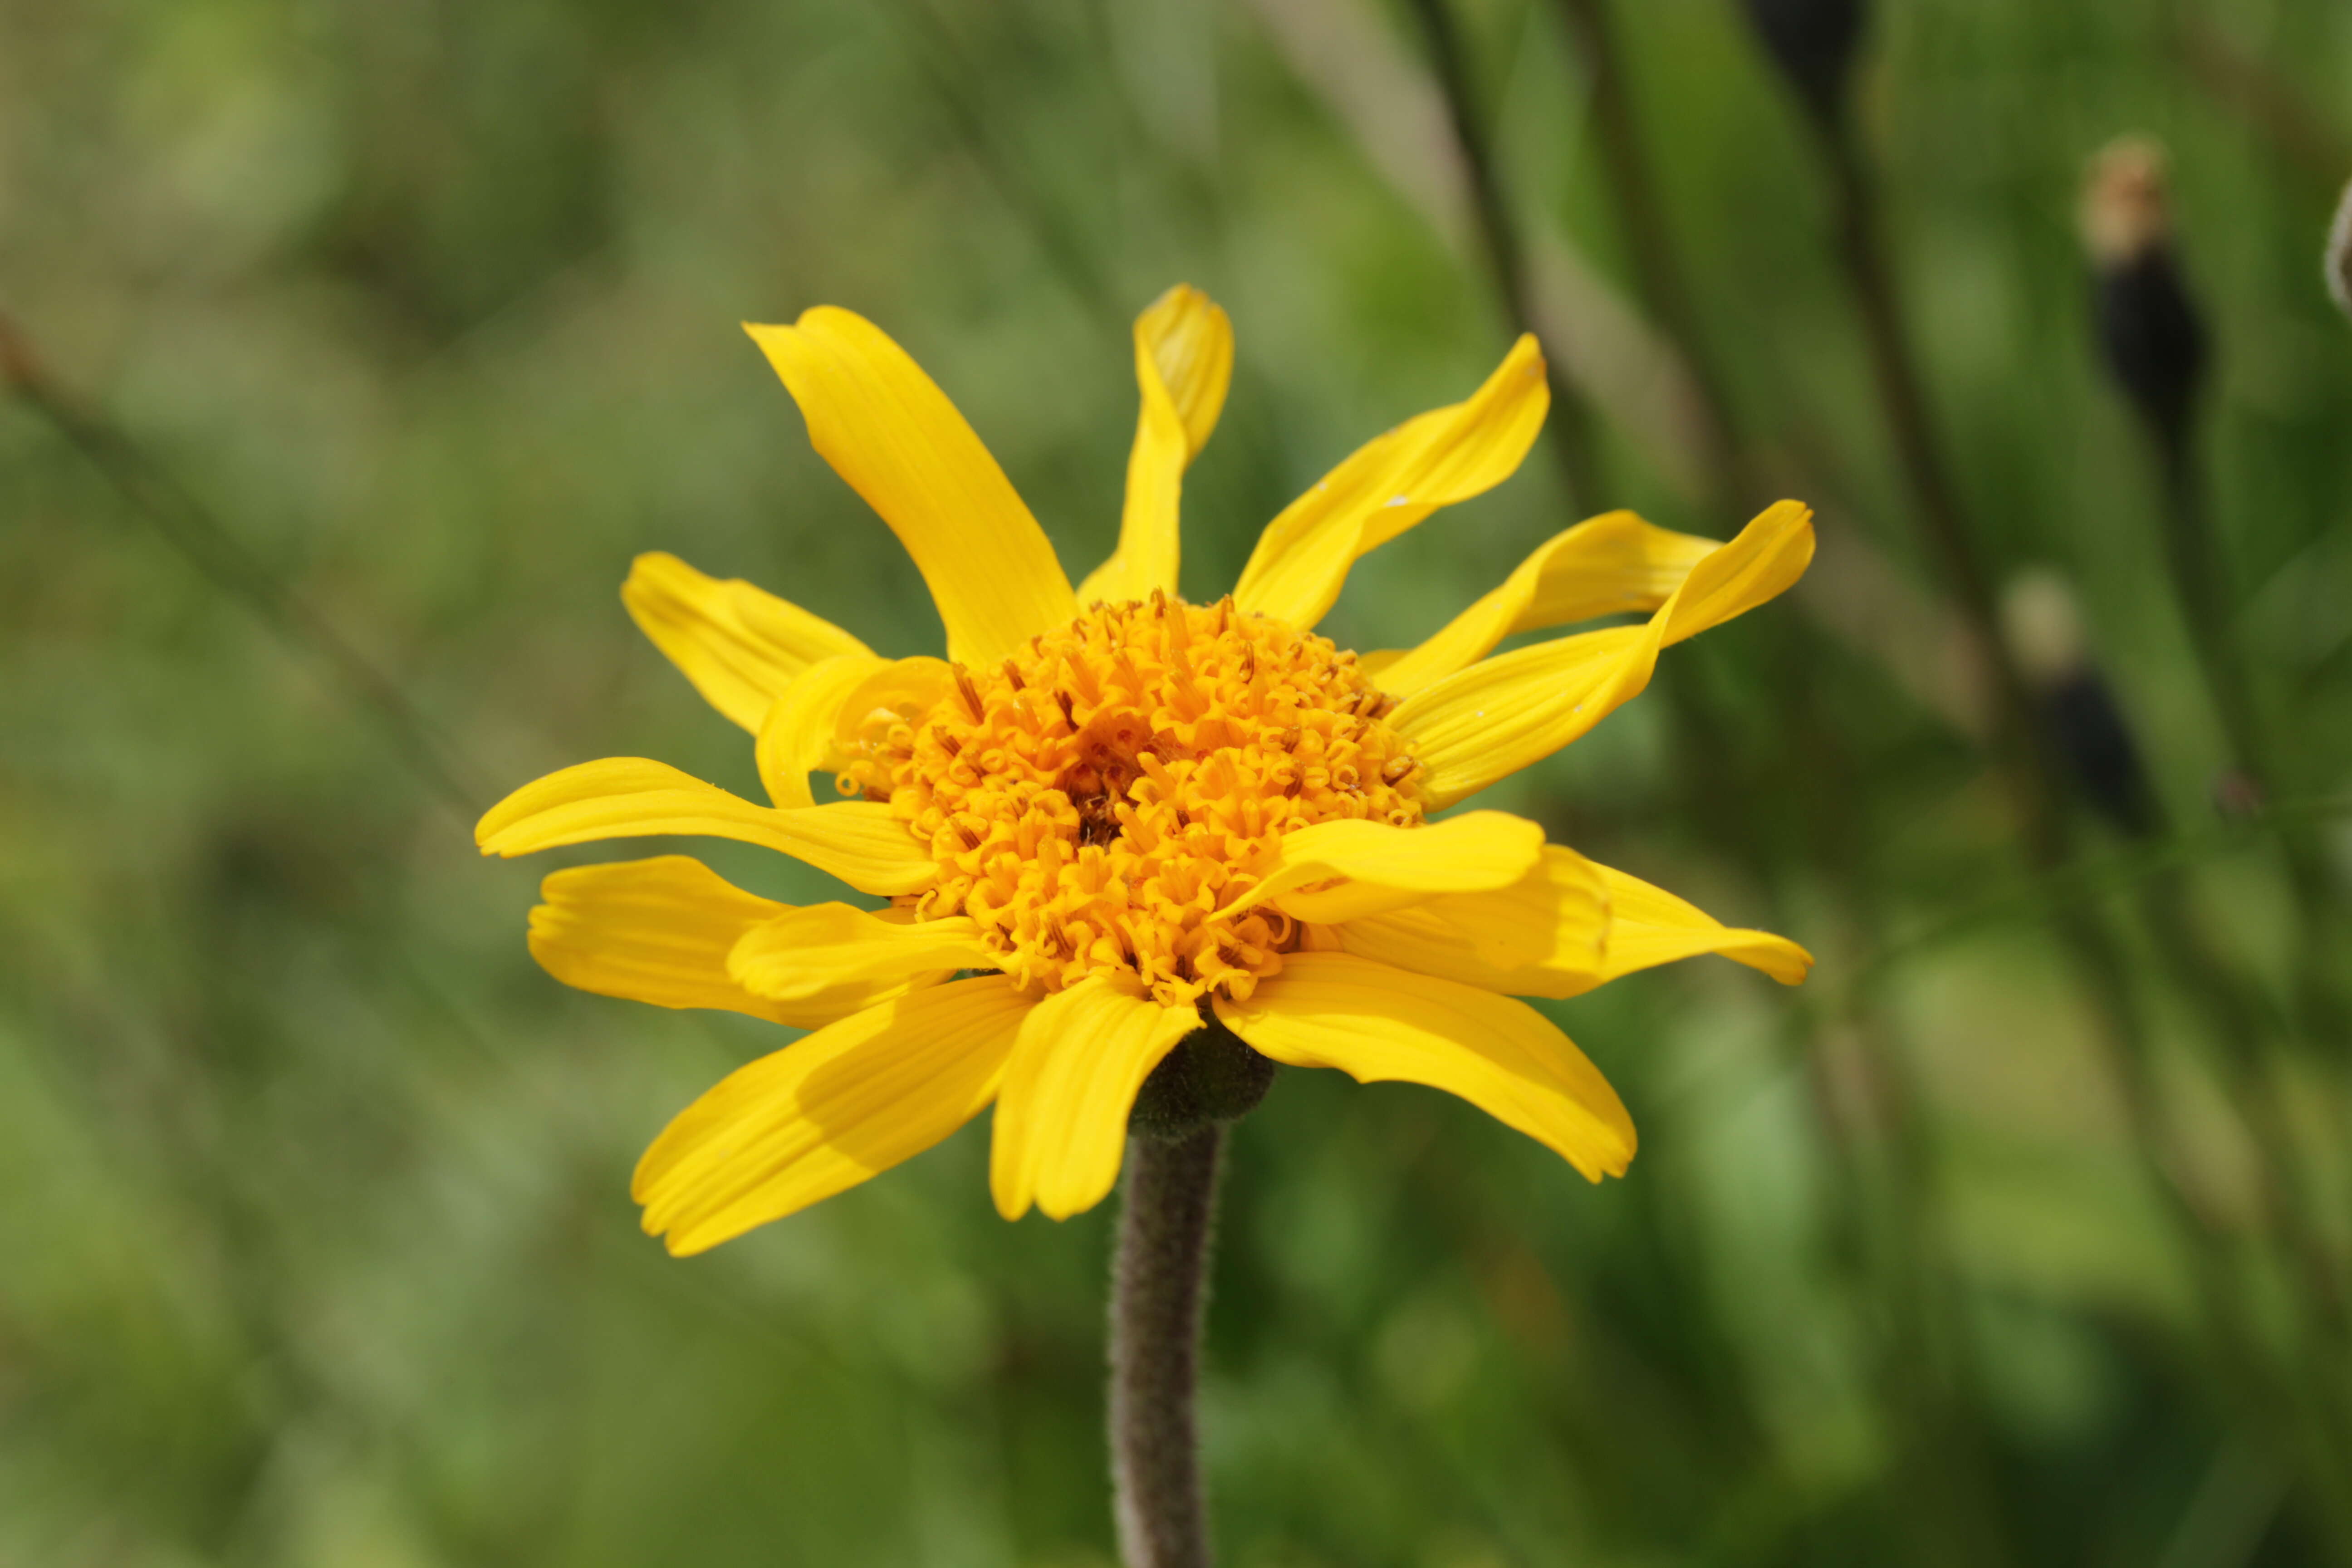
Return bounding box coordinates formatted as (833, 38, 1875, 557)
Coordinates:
(841, 594, 1424, 1006)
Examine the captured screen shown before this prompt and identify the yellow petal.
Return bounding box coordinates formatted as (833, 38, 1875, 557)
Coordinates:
(831, 655, 956, 748)
(729, 903, 995, 1001)
(635, 975, 1033, 1254)
(527, 857, 943, 1028)
(475, 757, 936, 895)
(1215, 953, 1634, 1181)
(1231, 335, 1548, 629)
(622, 553, 873, 732)
(1588, 861, 1813, 989)
(1078, 284, 1235, 606)
(1395, 500, 1815, 808)
(529, 856, 780, 1019)
(1366, 511, 1720, 697)
(1227, 809, 1545, 923)
(755, 653, 889, 808)
(745, 308, 1076, 666)
(988, 974, 1202, 1221)
(1336, 844, 1609, 998)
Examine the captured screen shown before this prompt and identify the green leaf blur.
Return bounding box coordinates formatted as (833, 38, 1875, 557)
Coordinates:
(3, 0, 2349, 1563)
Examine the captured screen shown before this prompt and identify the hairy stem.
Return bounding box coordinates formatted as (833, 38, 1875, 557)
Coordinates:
(1109, 1124, 1224, 1568)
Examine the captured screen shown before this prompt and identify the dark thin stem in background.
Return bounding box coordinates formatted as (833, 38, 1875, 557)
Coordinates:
(885, 0, 1128, 341)
(1547, 0, 1743, 511)
(1402, 0, 1606, 514)
(1547, 7, 2006, 1555)
(2156, 441, 2352, 1062)
(1812, 121, 2352, 1551)
(1109, 1125, 1224, 1568)
(1, 316, 484, 821)
(2143, 412, 2352, 1373)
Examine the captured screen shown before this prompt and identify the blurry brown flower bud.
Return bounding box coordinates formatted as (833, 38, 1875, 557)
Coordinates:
(2082, 137, 2206, 451)
(2328, 178, 2352, 322)
(2213, 769, 2265, 824)
(1743, 0, 1866, 129)
(2001, 571, 2157, 838)
(1999, 569, 2087, 690)
(0, 310, 40, 394)
(2080, 137, 2171, 267)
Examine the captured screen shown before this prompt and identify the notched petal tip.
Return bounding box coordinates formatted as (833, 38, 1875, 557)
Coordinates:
(1217, 953, 1635, 1184)
(633, 976, 1031, 1251)
(988, 975, 1195, 1225)
(1234, 333, 1554, 629)
(1396, 496, 1818, 807)
(1752, 935, 1816, 986)
(746, 302, 1076, 666)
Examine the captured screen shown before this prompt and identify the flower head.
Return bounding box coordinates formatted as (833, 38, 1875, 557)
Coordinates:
(479, 285, 1816, 1253)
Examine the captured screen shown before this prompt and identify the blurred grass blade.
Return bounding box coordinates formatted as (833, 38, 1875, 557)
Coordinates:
(1, 313, 485, 818)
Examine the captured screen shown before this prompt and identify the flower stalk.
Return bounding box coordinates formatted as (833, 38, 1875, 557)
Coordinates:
(1109, 1121, 1225, 1568)
(1107, 1016, 1274, 1567)
(1761, 31, 2352, 1548)
(2326, 178, 2351, 322)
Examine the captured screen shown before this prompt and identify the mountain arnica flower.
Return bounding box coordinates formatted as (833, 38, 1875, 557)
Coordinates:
(477, 286, 1815, 1255)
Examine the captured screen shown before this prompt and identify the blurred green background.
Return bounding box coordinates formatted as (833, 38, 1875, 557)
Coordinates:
(5, 0, 2352, 1562)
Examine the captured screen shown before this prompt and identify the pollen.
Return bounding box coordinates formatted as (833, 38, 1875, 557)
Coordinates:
(840, 594, 1425, 1006)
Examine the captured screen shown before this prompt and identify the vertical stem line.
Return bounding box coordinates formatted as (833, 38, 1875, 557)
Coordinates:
(1535, 10, 2010, 1554)
(3, 318, 484, 821)
(1548, 0, 1744, 510)
(1110, 1125, 1225, 1568)
(1402, 0, 1607, 513)
(1814, 117, 2352, 1550)
(2156, 443, 2352, 1067)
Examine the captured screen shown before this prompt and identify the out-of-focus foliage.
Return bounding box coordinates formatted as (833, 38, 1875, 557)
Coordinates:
(3, 0, 2350, 1563)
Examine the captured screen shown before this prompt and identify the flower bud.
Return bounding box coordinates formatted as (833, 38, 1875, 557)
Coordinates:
(2081, 137, 2207, 451)
(1742, 0, 1866, 128)
(2328, 178, 2352, 323)
(0, 311, 39, 393)
(2001, 571, 2156, 838)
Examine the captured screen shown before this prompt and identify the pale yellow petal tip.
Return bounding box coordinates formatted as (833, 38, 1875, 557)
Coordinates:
(622, 548, 679, 581)
(991, 1187, 1104, 1224)
(653, 1219, 723, 1259)
(1763, 498, 1818, 548)
(990, 1176, 1034, 1223)
(1755, 935, 1817, 987)
(617, 550, 708, 615)
(636, 1183, 745, 1256)
(474, 788, 532, 854)
(989, 1137, 1121, 1223)
(1569, 1115, 1638, 1184)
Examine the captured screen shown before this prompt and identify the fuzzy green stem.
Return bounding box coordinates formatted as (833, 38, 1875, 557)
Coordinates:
(1109, 1123, 1224, 1568)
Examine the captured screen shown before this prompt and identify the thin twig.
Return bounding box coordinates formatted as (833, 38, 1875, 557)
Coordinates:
(1808, 114, 2352, 1551)
(1, 314, 484, 820)
(882, 0, 1129, 341)
(1546, 0, 1743, 512)
(1401, 0, 1607, 513)
(1531, 9, 2013, 1552)
(2154, 442, 2352, 1061)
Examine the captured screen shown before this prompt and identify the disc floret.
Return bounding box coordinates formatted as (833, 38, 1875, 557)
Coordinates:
(842, 594, 1425, 1006)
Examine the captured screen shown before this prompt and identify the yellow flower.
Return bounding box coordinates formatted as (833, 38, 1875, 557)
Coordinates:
(478, 286, 1816, 1254)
